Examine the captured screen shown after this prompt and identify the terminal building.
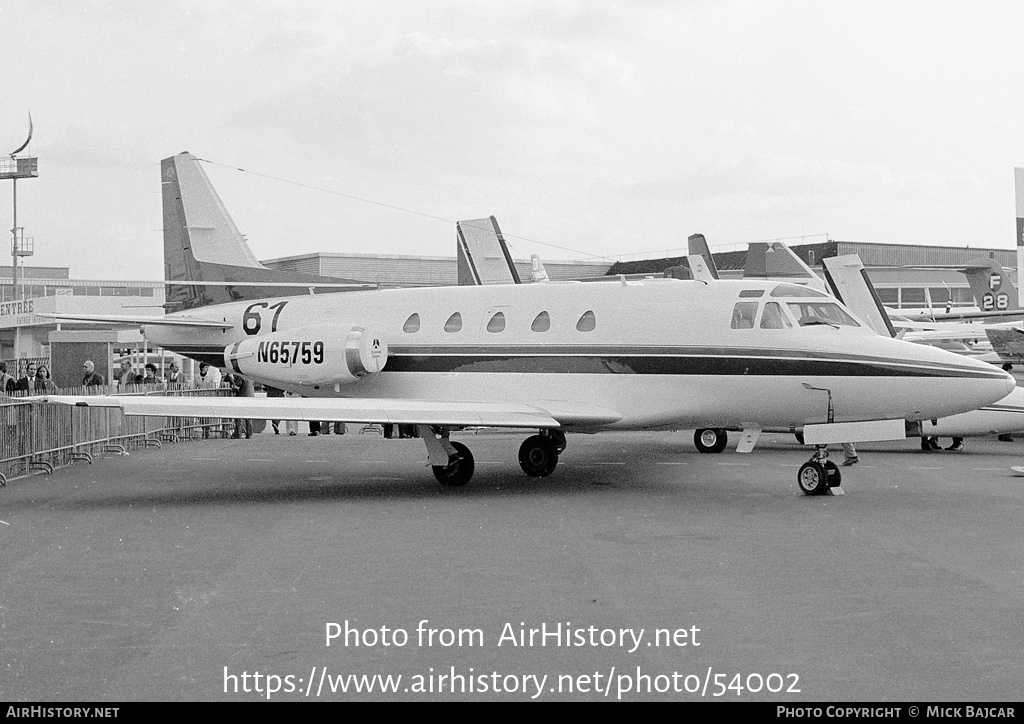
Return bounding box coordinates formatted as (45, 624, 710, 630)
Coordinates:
(1, 241, 1017, 387)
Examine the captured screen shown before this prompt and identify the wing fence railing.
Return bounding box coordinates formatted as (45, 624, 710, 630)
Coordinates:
(0, 384, 233, 486)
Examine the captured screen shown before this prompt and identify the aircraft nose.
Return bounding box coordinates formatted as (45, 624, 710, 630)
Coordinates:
(1001, 368, 1017, 397)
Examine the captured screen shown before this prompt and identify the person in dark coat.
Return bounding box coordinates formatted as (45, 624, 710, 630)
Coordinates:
(0, 362, 16, 394)
(230, 374, 255, 439)
(265, 385, 285, 434)
(82, 360, 105, 386)
(15, 362, 38, 392)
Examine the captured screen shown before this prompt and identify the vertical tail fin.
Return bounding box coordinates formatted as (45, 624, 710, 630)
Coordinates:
(822, 255, 897, 337)
(743, 241, 827, 294)
(456, 216, 521, 285)
(529, 254, 550, 283)
(961, 258, 1019, 313)
(686, 234, 719, 280)
(162, 152, 369, 308)
(1015, 167, 1024, 300)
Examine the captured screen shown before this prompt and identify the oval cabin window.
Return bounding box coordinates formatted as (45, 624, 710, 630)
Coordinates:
(487, 311, 506, 333)
(576, 310, 596, 332)
(403, 313, 420, 333)
(531, 311, 551, 332)
(444, 312, 463, 333)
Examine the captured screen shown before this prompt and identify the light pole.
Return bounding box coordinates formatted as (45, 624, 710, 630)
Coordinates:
(2, 112, 38, 360)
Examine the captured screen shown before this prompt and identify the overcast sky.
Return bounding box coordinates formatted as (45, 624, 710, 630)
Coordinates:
(1, 0, 1023, 281)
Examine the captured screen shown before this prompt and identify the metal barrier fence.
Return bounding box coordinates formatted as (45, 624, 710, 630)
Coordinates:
(0, 386, 233, 486)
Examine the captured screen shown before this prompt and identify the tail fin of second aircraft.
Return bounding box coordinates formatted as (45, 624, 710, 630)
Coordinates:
(162, 152, 370, 309)
(687, 234, 720, 280)
(822, 254, 897, 337)
(961, 257, 1019, 313)
(456, 216, 521, 285)
(743, 241, 828, 294)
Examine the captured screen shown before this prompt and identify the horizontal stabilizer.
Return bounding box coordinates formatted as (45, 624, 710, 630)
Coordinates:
(35, 313, 233, 328)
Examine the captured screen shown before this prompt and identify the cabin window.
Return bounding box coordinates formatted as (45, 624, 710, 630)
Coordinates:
(403, 313, 421, 333)
(760, 302, 792, 329)
(786, 301, 860, 327)
(531, 311, 551, 332)
(730, 302, 758, 329)
(576, 310, 596, 332)
(487, 312, 506, 333)
(444, 312, 463, 333)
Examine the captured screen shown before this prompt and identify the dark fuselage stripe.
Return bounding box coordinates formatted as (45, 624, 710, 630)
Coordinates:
(168, 344, 1002, 379)
(383, 354, 994, 378)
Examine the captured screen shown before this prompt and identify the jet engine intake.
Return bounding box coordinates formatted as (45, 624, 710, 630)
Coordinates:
(224, 325, 387, 386)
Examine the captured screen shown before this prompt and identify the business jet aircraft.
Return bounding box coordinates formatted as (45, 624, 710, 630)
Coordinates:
(40, 153, 1016, 496)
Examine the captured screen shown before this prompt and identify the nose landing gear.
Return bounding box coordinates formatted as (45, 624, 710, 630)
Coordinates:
(797, 445, 842, 495)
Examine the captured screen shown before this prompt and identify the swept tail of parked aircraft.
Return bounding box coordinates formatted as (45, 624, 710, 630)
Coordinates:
(821, 255, 897, 338)
(1015, 167, 1024, 298)
(162, 152, 373, 310)
(686, 234, 720, 280)
(455, 216, 521, 285)
(960, 257, 1019, 314)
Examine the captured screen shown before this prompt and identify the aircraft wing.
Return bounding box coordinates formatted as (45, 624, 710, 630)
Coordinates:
(38, 395, 623, 428)
(985, 328, 1024, 364)
(35, 313, 233, 328)
(895, 309, 1024, 323)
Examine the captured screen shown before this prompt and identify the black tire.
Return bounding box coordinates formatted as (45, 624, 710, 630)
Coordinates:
(432, 441, 474, 486)
(694, 428, 728, 454)
(823, 461, 841, 488)
(794, 431, 805, 445)
(519, 435, 559, 477)
(797, 461, 828, 495)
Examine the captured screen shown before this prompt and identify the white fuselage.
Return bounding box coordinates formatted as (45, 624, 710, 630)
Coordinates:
(144, 278, 1015, 431)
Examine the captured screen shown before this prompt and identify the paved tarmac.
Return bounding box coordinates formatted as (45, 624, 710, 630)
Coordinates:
(1, 428, 1022, 702)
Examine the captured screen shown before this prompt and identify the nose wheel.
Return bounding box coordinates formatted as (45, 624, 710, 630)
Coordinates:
(797, 446, 842, 495)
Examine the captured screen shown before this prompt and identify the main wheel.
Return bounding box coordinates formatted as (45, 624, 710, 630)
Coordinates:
(519, 435, 559, 477)
(432, 441, 475, 486)
(694, 428, 728, 454)
(823, 461, 841, 488)
(797, 461, 828, 495)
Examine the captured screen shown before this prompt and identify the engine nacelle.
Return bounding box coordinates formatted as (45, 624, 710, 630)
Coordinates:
(225, 325, 387, 387)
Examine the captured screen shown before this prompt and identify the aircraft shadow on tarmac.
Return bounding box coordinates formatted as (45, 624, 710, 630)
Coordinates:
(3, 463, 699, 511)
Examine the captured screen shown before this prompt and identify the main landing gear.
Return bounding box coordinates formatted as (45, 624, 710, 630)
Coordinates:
(797, 445, 842, 496)
(694, 428, 728, 454)
(419, 426, 567, 486)
(419, 425, 475, 486)
(518, 430, 566, 478)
